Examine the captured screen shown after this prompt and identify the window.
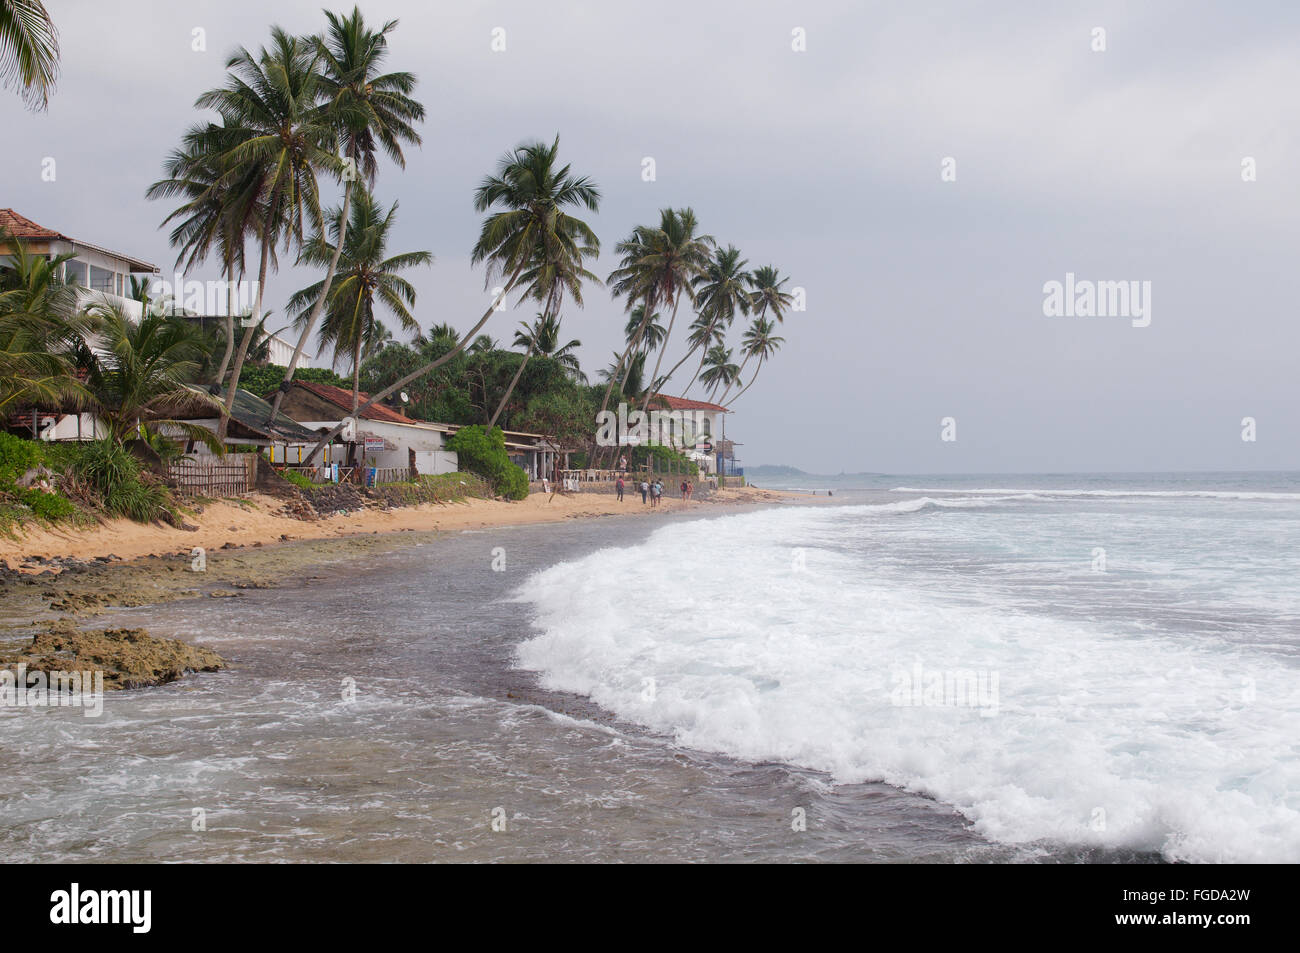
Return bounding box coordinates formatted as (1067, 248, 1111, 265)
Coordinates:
(89, 265, 115, 294)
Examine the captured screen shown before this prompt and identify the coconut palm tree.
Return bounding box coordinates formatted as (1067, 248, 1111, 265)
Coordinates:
(146, 125, 262, 386)
(715, 266, 792, 404)
(514, 312, 583, 379)
(81, 303, 218, 448)
(699, 344, 739, 402)
(287, 188, 431, 416)
(304, 135, 599, 461)
(676, 244, 750, 396)
(725, 317, 785, 403)
(598, 350, 648, 403)
(1, 0, 58, 110)
(747, 264, 794, 323)
(0, 236, 86, 413)
(268, 7, 425, 424)
(193, 26, 337, 439)
(601, 208, 714, 446)
(625, 304, 664, 357)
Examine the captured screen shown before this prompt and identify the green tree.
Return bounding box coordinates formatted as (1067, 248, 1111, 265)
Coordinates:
(268, 6, 425, 425)
(725, 316, 785, 403)
(0, 0, 58, 110)
(146, 124, 261, 386)
(193, 26, 337, 440)
(305, 134, 599, 462)
(286, 187, 431, 419)
(0, 236, 87, 413)
(82, 303, 218, 448)
(699, 344, 739, 402)
(677, 244, 750, 396)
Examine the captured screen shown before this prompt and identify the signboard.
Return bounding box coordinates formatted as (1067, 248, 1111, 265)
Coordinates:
(363, 436, 385, 455)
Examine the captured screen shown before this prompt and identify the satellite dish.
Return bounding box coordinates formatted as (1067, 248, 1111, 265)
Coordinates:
(400, 391, 409, 403)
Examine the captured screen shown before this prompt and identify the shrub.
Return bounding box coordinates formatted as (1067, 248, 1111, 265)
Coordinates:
(0, 432, 43, 486)
(70, 438, 177, 523)
(281, 468, 315, 491)
(445, 425, 529, 500)
(20, 487, 76, 521)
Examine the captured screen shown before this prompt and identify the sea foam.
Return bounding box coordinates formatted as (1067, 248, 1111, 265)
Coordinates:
(514, 504, 1300, 862)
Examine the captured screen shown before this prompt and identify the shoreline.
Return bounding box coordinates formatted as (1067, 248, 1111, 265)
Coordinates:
(0, 483, 817, 571)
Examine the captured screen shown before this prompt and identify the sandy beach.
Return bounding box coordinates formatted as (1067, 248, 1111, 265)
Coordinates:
(0, 484, 810, 570)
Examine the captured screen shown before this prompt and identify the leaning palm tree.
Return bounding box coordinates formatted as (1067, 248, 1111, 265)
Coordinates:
(625, 304, 664, 357)
(699, 344, 739, 402)
(600, 208, 714, 447)
(0, 0, 58, 110)
(747, 264, 794, 323)
(193, 26, 337, 439)
(303, 135, 600, 461)
(287, 188, 431, 416)
(725, 317, 785, 403)
(268, 7, 425, 424)
(715, 266, 792, 404)
(677, 244, 750, 396)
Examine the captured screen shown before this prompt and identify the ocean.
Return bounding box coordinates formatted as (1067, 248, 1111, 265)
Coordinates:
(2, 472, 1296, 863)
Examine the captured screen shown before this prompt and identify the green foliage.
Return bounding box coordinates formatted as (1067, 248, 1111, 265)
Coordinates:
(0, 434, 82, 527)
(235, 364, 351, 398)
(446, 424, 529, 500)
(372, 472, 491, 505)
(0, 431, 42, 486)
(631, 442, 699, 475)
(68, 438, 177, 523)
(281, 468, 315, 491)
(19, 487, 75, 520)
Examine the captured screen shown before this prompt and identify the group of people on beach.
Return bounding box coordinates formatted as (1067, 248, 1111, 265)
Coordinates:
(614, 475, 694, 507)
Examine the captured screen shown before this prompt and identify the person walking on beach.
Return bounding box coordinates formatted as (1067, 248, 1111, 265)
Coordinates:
(616, 476, 625, 501)
(640, 479, 649, 504)
(680, 479, 688, 500)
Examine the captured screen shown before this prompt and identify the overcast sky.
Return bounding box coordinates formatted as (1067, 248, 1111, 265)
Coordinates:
(4, 0, 1299, 473)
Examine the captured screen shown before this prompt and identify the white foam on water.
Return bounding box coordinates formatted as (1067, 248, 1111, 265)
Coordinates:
(513, 506, 1300, 863)
(893, 486, 1300, 502)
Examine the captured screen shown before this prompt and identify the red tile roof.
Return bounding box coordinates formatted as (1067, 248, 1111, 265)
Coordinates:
(284, 380, 420, 425)
(0, 208, 158, 272)
(651, 394, 730, 413)
(0, 208, 61, 240)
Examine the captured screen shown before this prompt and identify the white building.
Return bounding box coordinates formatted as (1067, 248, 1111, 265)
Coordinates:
(277, 380, 458, 476)
(0, 208, 157, 321)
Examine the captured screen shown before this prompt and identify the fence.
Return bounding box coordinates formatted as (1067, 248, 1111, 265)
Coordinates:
(167, 456, 255, 497)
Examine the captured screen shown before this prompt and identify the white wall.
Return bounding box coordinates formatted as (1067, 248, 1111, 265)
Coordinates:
(414, 450, 458, 475)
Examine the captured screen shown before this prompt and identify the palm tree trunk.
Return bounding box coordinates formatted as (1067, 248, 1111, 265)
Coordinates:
(728, 355, 765, 402)
(656, 323, 708, 397)
(487, 345, 533, 429)
(595, 290, 655, 466)
(304, 260, 526, 463)
(213, 258, 236, 386)
(218, 224, 272, 442)
(716, 351, 752, 406)
(267, 177, 354, 424)
(681, 342, 712, 397)
(639, 294, 682, 416)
